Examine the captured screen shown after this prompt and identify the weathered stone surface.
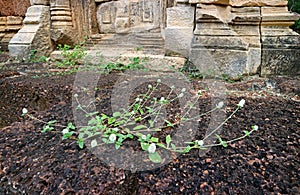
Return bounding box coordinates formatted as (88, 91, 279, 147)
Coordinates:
(189, 0, 229, 5)
(165, 4, 195, 57)
(0, 16, 23, 51)
(190, 0, 287, 6)
(5, 0, 299, 76)
(261, 49, 300, 75)
(0, 0, 31, 16)
(9, 5, 53, 58)
(167, 6, 195, 27)
(96, 0, 161, 34)
(229, 0, 287, 7)
(261, 6, 299, 26)
(30, 0, 50, 5)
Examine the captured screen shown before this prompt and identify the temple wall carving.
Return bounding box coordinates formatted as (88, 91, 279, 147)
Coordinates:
(5, 0, 300, 75)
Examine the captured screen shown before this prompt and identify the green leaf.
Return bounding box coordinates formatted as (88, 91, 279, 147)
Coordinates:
(67, 122, 75, 130)
(171, 143, 177, 150)
(146, 106, 154, 113)
(183, 146, 192, 153)
(150, 137, 159, 143)
(113, 112, 122, 118)
(166, 135, 171, 148)
(41, 125, 54, 133)
(221, 142, 228, 148)
(102, 138, 109, 144)
(126, 134, 134, 139)
(107, 117, 116, 125)
(148, 120, 154, 128)
(156, 143, 166, 149)
(165, 120, 174, 127)
(91, 139, 98, 148)
(141, 142, 149, 151)
(77, 139, 84, 149)
(48, 120, 57, 125)
(78, 133, 85, 139)
(62, 132, 73, 140)
(133, 125, 147, 131)
(216, 134, 227, 148)
(244, 130, 251, 137)
(100, 114, 108, 120)
(115, 143, 121, 150)
(149, 152, 162, 163)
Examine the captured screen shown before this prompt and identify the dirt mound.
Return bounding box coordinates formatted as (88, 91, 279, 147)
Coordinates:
(0, 65, 299, 194)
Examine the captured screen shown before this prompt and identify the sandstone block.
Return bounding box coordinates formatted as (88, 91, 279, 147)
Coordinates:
(165, 27, 194, 57)
(9, 5, 53, 58)
(7, 16, 23, 25)
(167, 6, 195, 27)
(189, 0, 229, 5)
(229, 0, 287, 7)
(0, 17, 7, 25)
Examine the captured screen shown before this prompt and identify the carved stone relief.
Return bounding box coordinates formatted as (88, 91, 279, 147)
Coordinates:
(96, 0, 161, 34)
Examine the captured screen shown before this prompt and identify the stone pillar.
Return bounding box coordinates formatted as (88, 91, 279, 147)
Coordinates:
(187, 0, 300, 77)
(260, 4, 300, 75)
(50, 0, 75, 45)
(8, 0, 53, 58)
(50, 0, 73, 28)
(165, 0, 195, 57)
(50, 0, 89, 46)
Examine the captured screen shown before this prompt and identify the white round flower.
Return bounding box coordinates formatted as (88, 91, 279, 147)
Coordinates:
(160, 97, 165, 101)
(22, 108, 28, 115)
(62, 128, 69, 134)
(112, 128, 119, 132)
(135, 97, 142, 102)
(237, 99, 246, 108)
(141, 134, 147, 140)
(178, 93, 184, 98)
(216, 101, 224, 109)
(181, 88, 186, 93)
(197, 90, 202, 96)
(171, 85, 175, 89)
(109, 134, 117, 143)
(157, 79, 161, 83)
(197, 140, 204, 146)
(148, 84, 153, 89)
(252, 125, 258, 131)
(148, 143, 156, 153)
(74, 94, 78, 98)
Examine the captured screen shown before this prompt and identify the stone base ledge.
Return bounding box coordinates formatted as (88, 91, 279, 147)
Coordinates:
(50, 50, 186, 72)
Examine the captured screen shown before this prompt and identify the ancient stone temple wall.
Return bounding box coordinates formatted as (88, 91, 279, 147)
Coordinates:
(184, 0, 300, 76)
(0, 0, 31, 51)
(7, 0, 300, 75)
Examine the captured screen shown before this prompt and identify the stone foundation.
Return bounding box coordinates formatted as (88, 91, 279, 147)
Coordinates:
(6, 0, 300, 76)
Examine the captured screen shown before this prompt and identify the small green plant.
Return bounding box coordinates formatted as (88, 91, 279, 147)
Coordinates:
(27, 50, 48, 63)
(179, 60, 219, 79)
(98, 56, 146, 74)
(56, 43, 87, 67)
(179, 60, 205, 79)
(22, 80, 258, 163)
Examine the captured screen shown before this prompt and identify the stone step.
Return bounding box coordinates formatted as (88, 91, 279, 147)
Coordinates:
(85, 33, 165, 55)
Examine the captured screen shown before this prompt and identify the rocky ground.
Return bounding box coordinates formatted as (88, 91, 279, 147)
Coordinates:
(0, 53, 299, 194)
